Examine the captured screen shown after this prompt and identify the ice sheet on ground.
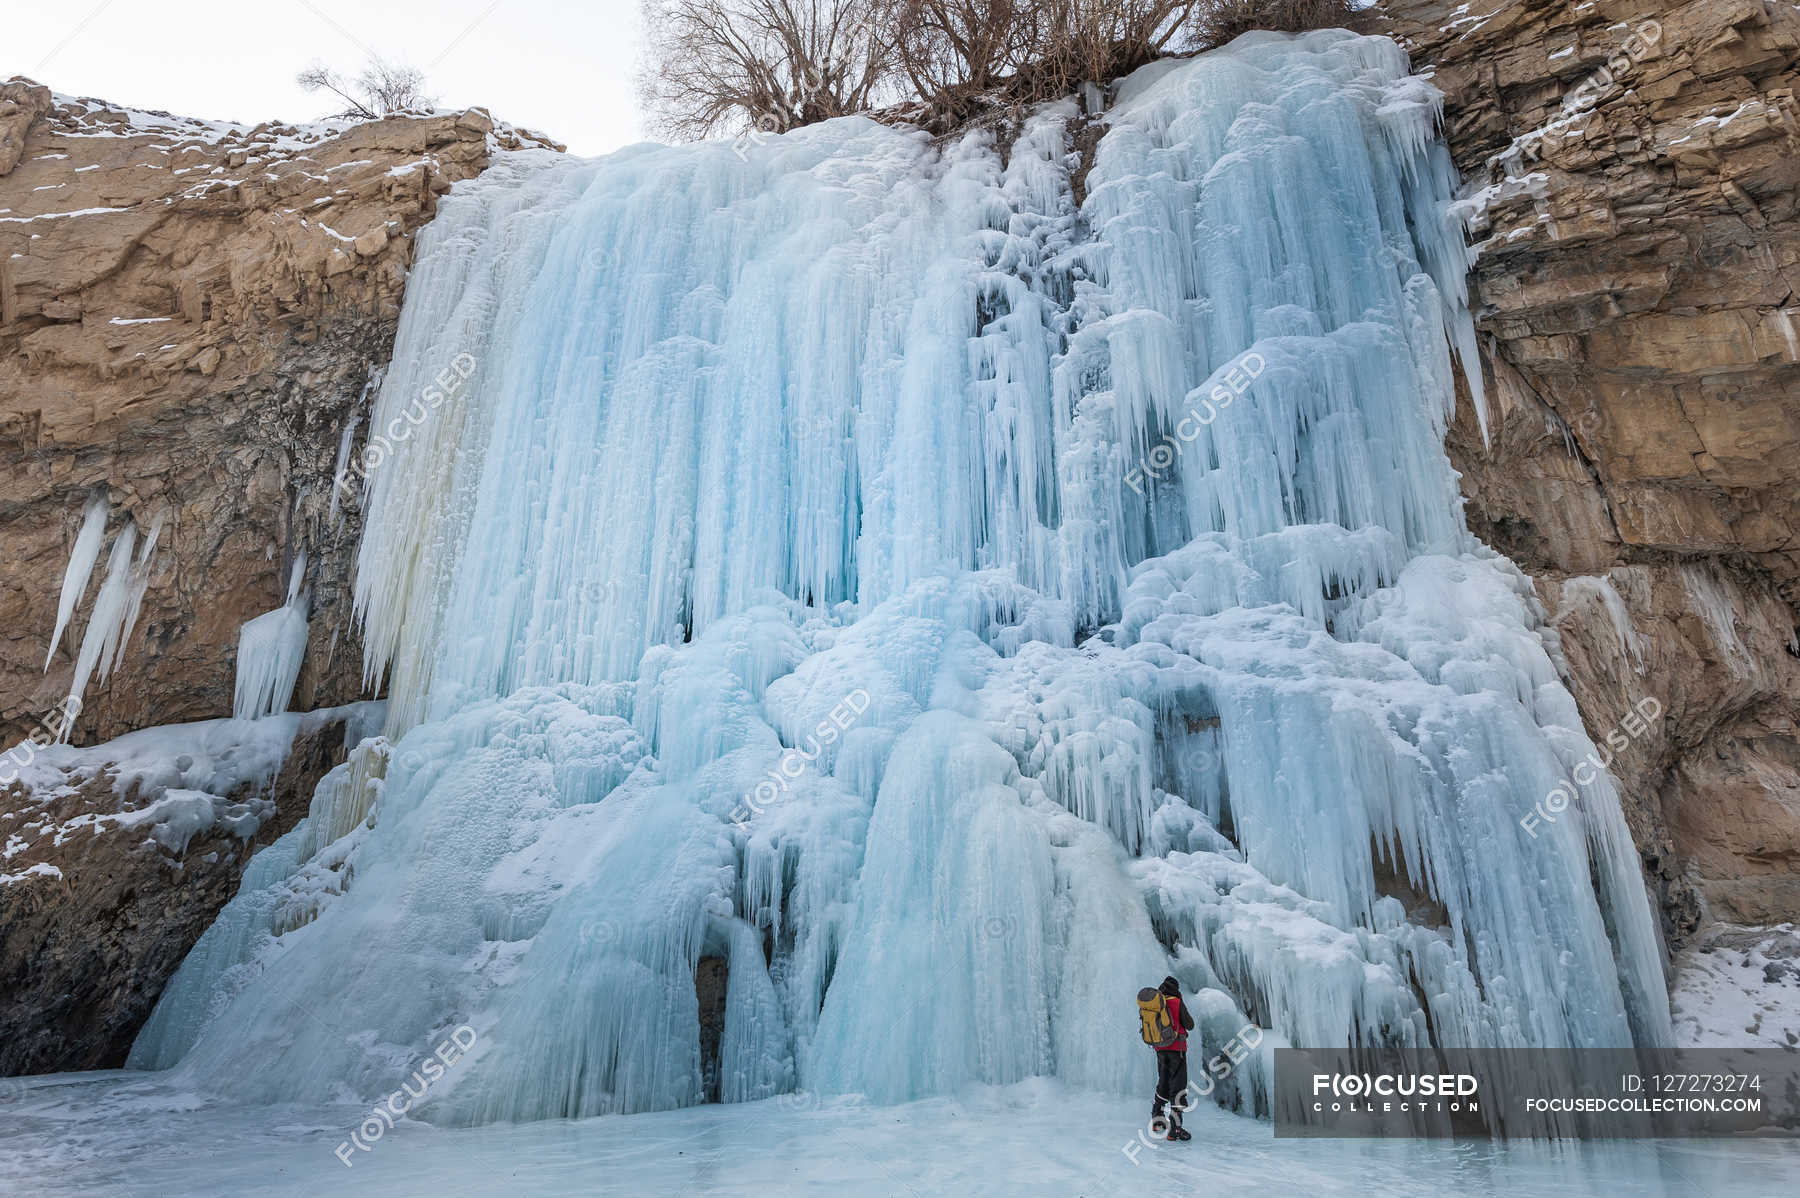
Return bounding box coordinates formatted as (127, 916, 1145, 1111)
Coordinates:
(3, 1072, 1798, 1198)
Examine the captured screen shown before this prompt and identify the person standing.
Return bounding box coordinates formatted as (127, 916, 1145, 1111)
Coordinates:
(1145, 974, 1195, 1141)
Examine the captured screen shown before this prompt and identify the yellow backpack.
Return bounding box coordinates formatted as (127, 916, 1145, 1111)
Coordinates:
(1137, 987, 1176, 1047)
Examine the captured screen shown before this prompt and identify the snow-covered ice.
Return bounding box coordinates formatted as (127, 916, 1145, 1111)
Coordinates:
(3, 705, 380, 806)
(0, 704, 386, 875)
(3, 1071, 1797, 1197)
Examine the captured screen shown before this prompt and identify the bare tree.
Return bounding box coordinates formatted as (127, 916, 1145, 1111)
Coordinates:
(1193, 0, 1355, 49)
(636, 0, 1356, 140)
(638, 0, 898, 140)
(994, 0, 1202, 105)
(889, 0, 1029, 113)
(297, 58, 438, 121)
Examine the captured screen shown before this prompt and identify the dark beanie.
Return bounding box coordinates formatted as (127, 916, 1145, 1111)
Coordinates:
(1159, 975, 1181, 996)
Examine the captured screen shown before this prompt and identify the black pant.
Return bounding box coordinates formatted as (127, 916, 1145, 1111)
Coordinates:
(1153, 1049, 1189, 1126)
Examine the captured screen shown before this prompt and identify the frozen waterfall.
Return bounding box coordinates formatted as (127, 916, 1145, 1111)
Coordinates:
(130, 30, 1671, 1123)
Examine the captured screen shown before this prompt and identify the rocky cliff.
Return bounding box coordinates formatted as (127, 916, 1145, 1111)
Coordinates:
(1, 79, 554, 750)
(0, 80, 556, 1072)
(0, 703, 379, 1075)
(1383, 0, 1800, 937)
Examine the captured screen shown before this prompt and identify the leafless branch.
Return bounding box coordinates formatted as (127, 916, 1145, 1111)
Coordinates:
(297, 57, 438, 121)
(638, 0, 1356, 139)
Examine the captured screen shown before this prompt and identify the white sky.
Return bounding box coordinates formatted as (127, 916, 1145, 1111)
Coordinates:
(5, 0, 646, 156)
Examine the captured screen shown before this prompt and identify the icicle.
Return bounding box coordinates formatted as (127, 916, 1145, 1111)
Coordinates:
(109, 510, 166, 678)
(45, 492, 109, 670)
(60, 517, 152, 739)
(232, 553, 311, 721)
(328, 372, 379, 523)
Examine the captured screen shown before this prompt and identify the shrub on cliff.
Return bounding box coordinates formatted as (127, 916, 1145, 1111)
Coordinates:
(638, 0, 1358, 138)
(637, 0, 900, 141)
(297, 58, 438, 121)
(1196, 0, 1356, 47)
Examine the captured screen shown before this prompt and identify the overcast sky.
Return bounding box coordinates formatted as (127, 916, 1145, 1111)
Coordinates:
(6, 0, 646, 156)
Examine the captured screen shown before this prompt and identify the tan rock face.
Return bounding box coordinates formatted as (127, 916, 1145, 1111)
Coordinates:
(0, 84, 558, 1073)
(1384, 0, 1800, 935)
(0, 78, 556, 751)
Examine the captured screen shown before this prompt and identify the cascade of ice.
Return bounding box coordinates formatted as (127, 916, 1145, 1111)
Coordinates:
(132, 31, 1669, 1122)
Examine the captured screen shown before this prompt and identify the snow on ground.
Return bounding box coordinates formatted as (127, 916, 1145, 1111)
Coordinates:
(1672, 924, 1800, 1048)
(1, 1072, 1796, 1198)
(0, 703, 384, 881)
(3, 702, 384, 806)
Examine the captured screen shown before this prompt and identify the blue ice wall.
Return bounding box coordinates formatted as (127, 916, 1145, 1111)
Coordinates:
(131, 31, 1670, 1121)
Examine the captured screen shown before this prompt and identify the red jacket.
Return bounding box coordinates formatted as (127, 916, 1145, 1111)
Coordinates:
(1160, 993, 1194, 1052)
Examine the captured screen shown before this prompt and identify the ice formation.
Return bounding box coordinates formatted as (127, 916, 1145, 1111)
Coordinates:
(132, 31, 1670, 1123)
(45, 492, 109, 671)
(232, 553, 312, 720)
(53, 507, 164, 738)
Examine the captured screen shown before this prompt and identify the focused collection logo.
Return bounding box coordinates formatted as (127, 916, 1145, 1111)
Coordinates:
(1309, 1071, 1480, 1114)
